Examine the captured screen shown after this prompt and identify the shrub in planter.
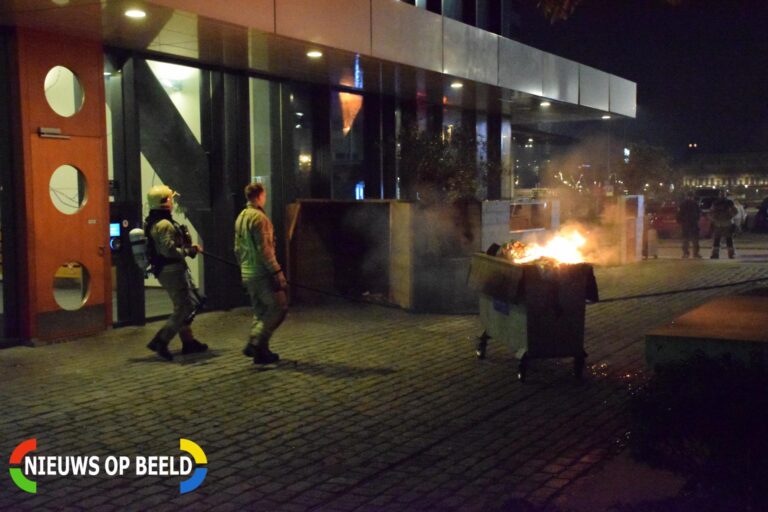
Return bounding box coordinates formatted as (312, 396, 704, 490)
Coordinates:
(395, 126, 500, 312)
(398, 126, 491, 204)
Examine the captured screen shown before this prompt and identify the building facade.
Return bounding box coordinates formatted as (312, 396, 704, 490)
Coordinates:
(0, 0, 635, 345)
(682, 152, 768, 194)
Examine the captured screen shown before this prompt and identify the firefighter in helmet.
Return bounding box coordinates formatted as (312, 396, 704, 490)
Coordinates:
(235, 182, 288, 364)
(145, 185, 208, 361)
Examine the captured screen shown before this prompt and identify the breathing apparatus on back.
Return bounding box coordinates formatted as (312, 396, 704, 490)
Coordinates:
(129, 184, 186, 276)
(129, 227, 149, 275)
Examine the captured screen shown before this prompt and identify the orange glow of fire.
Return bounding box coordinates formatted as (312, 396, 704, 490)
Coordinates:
(338, 92, 363, 135)
(512, 231, 587, 264)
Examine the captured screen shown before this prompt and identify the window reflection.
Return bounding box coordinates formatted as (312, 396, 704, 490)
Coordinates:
(250, 77, 274, 218)
(147, 61, 201, 143)
(285, 86, 317, 200)
(142, 60, 203, 317)
(331, 90, 365, 199)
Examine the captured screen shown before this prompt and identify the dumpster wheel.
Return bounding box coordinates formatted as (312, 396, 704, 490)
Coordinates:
(475, 331, 490, 359)
(517, 354, 529, 382)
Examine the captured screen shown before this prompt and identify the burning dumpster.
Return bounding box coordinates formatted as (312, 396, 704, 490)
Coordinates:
(468, 232, 599, 381)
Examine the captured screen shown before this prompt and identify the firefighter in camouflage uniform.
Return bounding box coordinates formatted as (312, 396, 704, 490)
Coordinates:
(145, 185, 208, 361)
(235, 183, 288, 365)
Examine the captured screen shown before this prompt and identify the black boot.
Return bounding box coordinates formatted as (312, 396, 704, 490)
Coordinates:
(253, 340, 279, 364)
(253, 351, 280, 365)
(182, 339, 208, 354)
(147, 336, 173, 361)
(179, 326, 207, 355)
(243, 338, 258, 358)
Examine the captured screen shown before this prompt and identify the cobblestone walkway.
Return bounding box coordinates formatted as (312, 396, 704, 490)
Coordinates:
(1, 259, 767, 511)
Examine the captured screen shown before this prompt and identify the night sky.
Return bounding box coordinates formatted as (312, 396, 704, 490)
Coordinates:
(515, 0, 768, 156)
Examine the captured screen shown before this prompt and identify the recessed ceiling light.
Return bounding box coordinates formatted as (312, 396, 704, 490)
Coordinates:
(540, 101, 551, 107)
(306, 50, 323, 58)
(450, 81, 463, 89)
(125, 9, 146, 19)
(601, 115, 611, 120)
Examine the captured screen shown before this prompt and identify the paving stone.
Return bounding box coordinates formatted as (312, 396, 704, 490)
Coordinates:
(0, 258, 766, 510)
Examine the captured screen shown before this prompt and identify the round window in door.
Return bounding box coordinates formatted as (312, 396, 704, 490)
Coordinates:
(44, 66, 84, 117)
(49, 164, 87, 214)
(53, 262, 91, 310)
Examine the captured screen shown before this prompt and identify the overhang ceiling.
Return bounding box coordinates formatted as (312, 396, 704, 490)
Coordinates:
(0, 0, 620, 124)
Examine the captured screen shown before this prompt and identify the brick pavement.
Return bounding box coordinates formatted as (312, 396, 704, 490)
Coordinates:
(1, 258, 767, 511)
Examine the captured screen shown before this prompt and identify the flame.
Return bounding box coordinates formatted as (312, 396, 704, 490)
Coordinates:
(509, 230, 587, 265)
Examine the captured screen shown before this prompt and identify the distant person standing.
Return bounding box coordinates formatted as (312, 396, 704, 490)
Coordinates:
(710, 190, 738, 259)
(234, 183, 288, 364)
(676, 192, 701, 259)
(753, 197, 768, 233)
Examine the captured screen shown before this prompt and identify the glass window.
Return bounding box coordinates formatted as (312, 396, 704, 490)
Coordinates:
(250, 77, 274, 218)
(443, 107, 461, 137)
(500, 0, 521, 39)
(142, 60, 203, 318)
(501, 118, 514, 197)
(147, 61, 202, 143)
(442, 0, 463, 20)
(49, 164, 87, 215)
(284, 85, 319, 200)
(476, 114, 488, 164)
(44, 66, 84, 117)
(330, 90, 365, 199)
(53, 262, 90, 310)
(476, 0, 497, 32)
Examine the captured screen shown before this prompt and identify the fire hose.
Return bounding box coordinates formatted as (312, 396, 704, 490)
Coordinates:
(597, 277, 768, 303)
(199, 250, 402, 310)
(198, 249, 768, 309)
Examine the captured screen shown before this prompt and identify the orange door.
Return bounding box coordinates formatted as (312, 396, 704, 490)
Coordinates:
(29, 136, 111, 339)
(15, 28, 111, 341)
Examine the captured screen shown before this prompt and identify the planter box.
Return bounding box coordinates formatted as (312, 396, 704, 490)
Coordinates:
(287, 199, 542, 313)
(391, 200, 519, 313)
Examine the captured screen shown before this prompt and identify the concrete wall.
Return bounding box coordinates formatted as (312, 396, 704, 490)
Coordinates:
(389, 202, 414, 309)
(481, 200, 511, 252)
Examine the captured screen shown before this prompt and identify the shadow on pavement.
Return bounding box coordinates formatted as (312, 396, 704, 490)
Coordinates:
(127, 351, 222, 365)
(265, 359, 398, 379)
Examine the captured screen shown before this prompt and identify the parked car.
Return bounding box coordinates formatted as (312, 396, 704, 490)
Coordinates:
(649, 202, 712, 239)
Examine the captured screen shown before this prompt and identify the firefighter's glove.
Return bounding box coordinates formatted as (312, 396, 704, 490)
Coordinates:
(186, 244, 202, 258)
(272, 270, 287, 292)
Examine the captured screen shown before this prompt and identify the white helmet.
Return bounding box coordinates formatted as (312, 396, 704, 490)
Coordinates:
(147, 185, 177, 210)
